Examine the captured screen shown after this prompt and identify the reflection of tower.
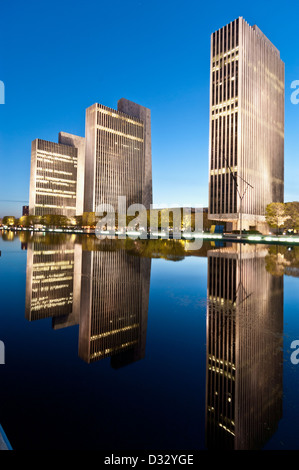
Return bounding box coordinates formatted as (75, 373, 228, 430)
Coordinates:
(25, 238, 80, 329)
(206, 245, 283, 449)
(79, 244, 151, 366)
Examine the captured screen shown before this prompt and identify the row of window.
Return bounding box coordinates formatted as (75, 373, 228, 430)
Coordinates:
(212, 18, 239, 57)
(211, 114, 238, 169)
(212, 73, 238, 106)
(210, 173, 237, 214)
(37, 140, 77, 158)
(208, 256, 237, 303)
(97, 110, 144, 141)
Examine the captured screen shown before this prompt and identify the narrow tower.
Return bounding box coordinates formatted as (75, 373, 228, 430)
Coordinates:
(208, 17, 284, 232)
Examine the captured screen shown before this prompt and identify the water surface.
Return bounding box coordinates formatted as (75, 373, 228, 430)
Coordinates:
(0, 232, 299, 450)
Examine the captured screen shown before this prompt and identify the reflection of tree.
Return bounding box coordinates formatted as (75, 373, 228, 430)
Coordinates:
(265, 245, 299, 277)
(83, 237, 187, 261)
(83, 237, 215, 261)
(10, 231, 214, 261)
(0, 231, 15, 241)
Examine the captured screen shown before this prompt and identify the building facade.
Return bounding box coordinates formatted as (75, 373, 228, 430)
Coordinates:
(29, 134, 85, 217)
(84, 98, 152, 213)
(58, 132, 86, 215)
(22, 205, 29, 216)
(208, 17, 284, 231)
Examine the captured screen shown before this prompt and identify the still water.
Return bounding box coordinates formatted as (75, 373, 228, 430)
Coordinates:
(0, 231, 299, 450)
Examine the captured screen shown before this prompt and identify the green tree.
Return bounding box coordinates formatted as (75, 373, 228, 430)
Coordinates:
(82, 212, 97, 227)
(265, 203, 288, 233)
(41, 214, 69, 227)
(74, 215, 83, 227)
(2, 216, 16, 226)
(284, 202, 299, 231)
(19, 215, 37, 227)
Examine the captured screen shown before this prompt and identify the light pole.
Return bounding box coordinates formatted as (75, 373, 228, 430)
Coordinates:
(223, 156, 253, 237)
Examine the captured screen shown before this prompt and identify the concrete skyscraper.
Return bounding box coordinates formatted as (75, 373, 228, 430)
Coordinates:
(29, 98, 151, 219)
(84, 98, 152, 213)
(29, 133, 85, 217)
(208, 17, 284, 232)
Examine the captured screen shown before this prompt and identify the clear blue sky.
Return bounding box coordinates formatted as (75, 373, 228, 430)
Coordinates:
(0, 0, 298, 217)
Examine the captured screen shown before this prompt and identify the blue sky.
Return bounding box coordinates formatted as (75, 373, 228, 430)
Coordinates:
(0, 0, 298, 217)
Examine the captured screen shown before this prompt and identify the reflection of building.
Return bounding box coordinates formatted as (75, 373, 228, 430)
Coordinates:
(29, 133, 85, 217)
(208, 17, 284, 231)
(25, 238, 80, 329)
(79, 244, 151, 366)
(25, 237, 151, 368)
(206, 245, 283, 449)
(84, 98, 152, 212)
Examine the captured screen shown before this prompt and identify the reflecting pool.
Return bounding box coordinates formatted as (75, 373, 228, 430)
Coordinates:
(0, 231, 299, 450)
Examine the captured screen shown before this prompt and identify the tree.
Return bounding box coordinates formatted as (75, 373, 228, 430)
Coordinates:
(284, 202, 299, 231)
(18, 215, 37, 227)
(82, 212, 97, 227)
(74, 215, 83, 227)
(265, 203, 288, 233)
(41, 214, 69, 227)
(2, 216, 16, 226)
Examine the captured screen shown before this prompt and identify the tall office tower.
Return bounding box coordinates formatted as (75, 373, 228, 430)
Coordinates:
(58, 132, 86, 215)
(78, 242, 151, 366)
(22, 205, 29, 216)
(29, 133, 85, 217)
(84, 98, 152, 213)
(208, 17, 284, 232)
(205, 245, 283, 449)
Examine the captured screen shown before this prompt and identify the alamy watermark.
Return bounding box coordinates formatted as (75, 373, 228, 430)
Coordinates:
(0, 80, 4, 104)
(94, 197, 204, 251)
(290, 340, 299, 364)
(0, 341, 5, 365)
(291, 80, 299, 104)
